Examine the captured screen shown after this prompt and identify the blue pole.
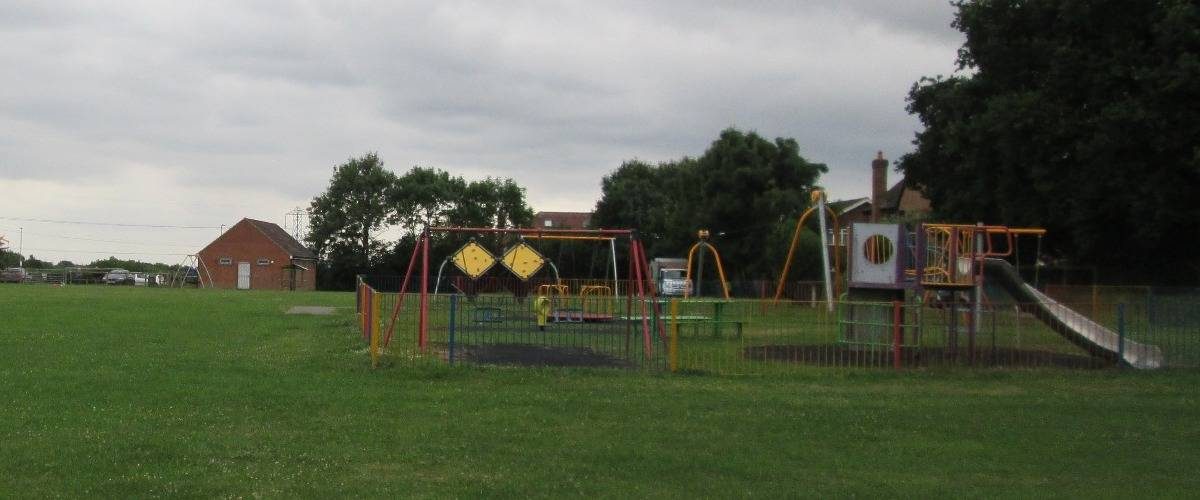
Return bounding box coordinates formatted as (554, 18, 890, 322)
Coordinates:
(1117, 302, 1125, 368)
(449, 294, 458, 365)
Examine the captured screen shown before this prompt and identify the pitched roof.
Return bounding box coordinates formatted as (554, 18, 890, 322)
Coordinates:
(879, 180, 907, 211)
(828, 197, 870, 214)
(533, 211, 593, 229)
(246, 219, 316, 259)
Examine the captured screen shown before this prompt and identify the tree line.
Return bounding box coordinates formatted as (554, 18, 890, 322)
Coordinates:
(0, 251, 177, 273)
(305, 129, 834, 291)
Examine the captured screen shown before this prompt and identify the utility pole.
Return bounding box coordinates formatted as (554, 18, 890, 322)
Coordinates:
(285, 207, 308, 242)
(18, 227, 23, 266)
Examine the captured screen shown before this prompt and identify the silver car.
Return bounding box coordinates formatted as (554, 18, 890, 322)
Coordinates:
(102, 269, 146, 285)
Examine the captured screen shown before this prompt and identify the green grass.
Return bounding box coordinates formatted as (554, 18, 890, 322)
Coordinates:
(2, 285, 1200, 497)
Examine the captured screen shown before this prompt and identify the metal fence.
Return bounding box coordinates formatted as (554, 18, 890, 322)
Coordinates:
(356, 280, 1200, 373)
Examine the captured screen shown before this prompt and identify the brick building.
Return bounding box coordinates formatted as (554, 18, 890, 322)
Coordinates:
(831, 152, 932, 224)
(196, 218, 317, 290)
(532, 211, 592, 229)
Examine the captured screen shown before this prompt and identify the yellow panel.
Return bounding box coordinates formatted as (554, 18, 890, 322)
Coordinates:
(501, 242, 546, 281)
(450, 241, 497, 279)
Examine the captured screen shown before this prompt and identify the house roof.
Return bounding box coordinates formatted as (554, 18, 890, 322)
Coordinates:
(879, 180, 907, 211)
(246, 218, 316, 259)
(532, 211, 592, 229)
(828, 197, 870, 214)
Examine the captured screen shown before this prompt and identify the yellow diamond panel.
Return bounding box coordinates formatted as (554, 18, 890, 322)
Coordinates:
(501, 243, 546, 281)
(451, 241, 497, 279)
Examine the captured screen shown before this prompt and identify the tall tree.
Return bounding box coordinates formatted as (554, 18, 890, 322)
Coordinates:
(900, 0, 1200, 282)
(591, 128, 828, 280)
(692, 129, 828, 279)
(307, 152, 397, 271)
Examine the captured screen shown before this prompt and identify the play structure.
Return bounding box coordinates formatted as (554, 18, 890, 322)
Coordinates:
(775, 189, 841, 310)
(838, 221, 1164, 369)
(683, 230, 731, 299)
(374, 226, 670, 367)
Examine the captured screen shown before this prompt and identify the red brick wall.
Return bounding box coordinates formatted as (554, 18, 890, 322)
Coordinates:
(196, 220, 316, 291)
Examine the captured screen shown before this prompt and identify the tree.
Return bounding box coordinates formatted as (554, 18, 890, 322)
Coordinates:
(692, 129, 828, 278)
(591, 159, 687, 256)
(900, 0, 1200, 282)
(307, 153, 397, 271)
(0, 250, 21, 269)
(591, 128, 828, 280)
(23, 255, 51, 269)
(307, 155, 536, 290)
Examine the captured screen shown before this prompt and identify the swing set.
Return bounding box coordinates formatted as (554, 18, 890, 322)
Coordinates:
(379, 226, 670, 361)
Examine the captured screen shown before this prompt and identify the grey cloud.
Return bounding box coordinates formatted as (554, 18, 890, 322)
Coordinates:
(1, 0, 962, 257)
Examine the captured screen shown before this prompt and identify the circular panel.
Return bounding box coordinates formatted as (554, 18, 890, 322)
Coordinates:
(863, 234, 895, 265)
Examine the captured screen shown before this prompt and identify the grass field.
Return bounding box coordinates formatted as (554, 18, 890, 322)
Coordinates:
(3, 285, 1199, 497)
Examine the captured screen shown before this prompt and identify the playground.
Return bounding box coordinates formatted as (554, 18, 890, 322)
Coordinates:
(356, 195, 1199, 373)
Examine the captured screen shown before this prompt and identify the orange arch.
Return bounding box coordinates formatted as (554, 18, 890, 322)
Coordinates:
(773, 204, 841, 303)
(684, 241, 731, 300)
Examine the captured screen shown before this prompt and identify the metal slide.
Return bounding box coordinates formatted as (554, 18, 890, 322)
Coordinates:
(982, 258, 1164, 369)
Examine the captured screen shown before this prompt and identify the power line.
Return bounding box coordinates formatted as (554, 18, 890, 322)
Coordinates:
(0, 216, 220, 229)
(0, 228, 205, 248)
(21, 247, 190, 256)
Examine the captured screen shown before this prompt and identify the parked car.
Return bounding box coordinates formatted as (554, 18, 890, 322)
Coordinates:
(101, 268, 134, 284)
(0, 267, 27, 283)
(657, 268, 692, 296)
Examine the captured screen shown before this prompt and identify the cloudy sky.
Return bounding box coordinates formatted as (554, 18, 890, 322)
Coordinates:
(0, 1, 962, 264)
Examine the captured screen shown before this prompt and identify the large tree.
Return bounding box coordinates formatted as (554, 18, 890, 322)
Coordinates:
(592, 128, 828, 281)
(307, 152, 398, 271)
(900, 0, 1200, 282)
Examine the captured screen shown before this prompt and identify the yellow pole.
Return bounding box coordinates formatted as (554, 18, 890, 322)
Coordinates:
(669, 299, 679, 372)
(707, 243, 732, 300)
(774, 206, 816, 302)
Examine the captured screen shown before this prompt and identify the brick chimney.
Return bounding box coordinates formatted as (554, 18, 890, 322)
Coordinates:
(871, 151, 887, 222)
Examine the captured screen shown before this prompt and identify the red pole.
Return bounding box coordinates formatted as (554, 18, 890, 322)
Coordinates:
(382, 235, 423, 347)
(637, 240, 668, 352)
(626, 239, 636, 355)
(631, 239, 652, 359)
(418, 231, 430, 351)
(892, 300, 903, 370)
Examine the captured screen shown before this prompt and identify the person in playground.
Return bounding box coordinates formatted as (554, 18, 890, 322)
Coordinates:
(535, 293, 551, 331)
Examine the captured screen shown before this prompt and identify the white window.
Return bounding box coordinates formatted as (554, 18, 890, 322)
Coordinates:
(543, 219, 553, 227)
(218, 257, 232, 266)
(256, 258, 271, 266)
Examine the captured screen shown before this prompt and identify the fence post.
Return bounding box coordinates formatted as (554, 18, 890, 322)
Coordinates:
(670, 299, 679, 373)
(1117, 302, 1126, 368)
(448, 294, 458, 365)
(892, 300, 902, 370)
(369, 289, 380, 369)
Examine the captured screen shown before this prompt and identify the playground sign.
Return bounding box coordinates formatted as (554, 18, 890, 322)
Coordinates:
(450, 241, 497, 279)
(501, 242, 545, 280)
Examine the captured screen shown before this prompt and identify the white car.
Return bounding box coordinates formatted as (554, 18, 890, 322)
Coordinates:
(658, 268, 692, 296)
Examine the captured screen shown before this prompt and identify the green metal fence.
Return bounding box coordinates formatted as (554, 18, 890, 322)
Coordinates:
(356, 278, 1200, 373)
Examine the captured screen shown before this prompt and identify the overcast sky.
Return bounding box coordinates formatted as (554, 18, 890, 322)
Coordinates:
(0, 0, 962, 264)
